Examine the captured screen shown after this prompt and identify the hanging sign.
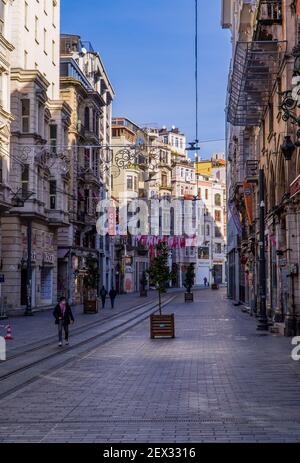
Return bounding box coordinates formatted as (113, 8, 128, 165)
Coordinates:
(290, 175, 300, 199)
(229, 202, 242, 235)
(108, 207, 116, 236)
(243, 181, 254, 225)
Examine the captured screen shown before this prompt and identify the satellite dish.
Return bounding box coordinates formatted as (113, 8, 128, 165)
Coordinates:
(172, 125, 176, 130)
(162, 125, 166, 130)
(81, 47, 87, 55)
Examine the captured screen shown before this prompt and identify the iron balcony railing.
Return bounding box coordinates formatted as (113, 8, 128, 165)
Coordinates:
(227, 40, 287, 126)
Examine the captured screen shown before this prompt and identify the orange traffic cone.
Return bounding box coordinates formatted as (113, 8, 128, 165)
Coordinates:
(4, 325, 13, 341)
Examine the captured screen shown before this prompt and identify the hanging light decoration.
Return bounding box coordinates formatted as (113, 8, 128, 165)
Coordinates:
(186, 0, 201, 155)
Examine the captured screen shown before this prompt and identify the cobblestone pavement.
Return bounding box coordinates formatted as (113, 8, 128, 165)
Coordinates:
(0, 291, 161, 355)
(0, 288, 300, 443)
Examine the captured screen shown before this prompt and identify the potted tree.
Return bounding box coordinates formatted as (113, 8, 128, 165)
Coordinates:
(140, 271, 148, 297)
(184, 263, 195, 302)
(83, 253, 99, 314)
(147, 243, 175, 339)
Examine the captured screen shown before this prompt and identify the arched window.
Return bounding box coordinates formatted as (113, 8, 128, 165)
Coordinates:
(215, 194, 221, 206)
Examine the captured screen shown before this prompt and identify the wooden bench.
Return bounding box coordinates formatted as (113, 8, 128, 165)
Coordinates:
(150, 314, 175, 339)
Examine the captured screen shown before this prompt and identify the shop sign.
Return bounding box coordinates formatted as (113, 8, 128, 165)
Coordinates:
(23, 251, 37, 262)
(43, 253, 55, 264)
(290, 175, 300, 199)
(108, 207, 116, 236)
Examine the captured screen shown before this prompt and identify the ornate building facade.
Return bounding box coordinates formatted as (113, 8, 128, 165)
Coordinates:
(223, 0, 300, 335)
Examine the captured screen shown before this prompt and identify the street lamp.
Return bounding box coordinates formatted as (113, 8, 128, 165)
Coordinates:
(281, 136, 296, 161)
(257, 169, 269, 331)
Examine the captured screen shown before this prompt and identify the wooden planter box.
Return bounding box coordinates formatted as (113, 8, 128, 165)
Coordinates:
(185, 292, 194, 302)
(211, 284, 219, 290)
(83, 299, 98, 314)
(150, 314, 175, 339)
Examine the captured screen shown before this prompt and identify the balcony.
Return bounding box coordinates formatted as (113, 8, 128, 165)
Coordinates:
(246, 160, 259, 182)
(257, 1, 282, 26)
(60, 59, 93, 92)
(227, 40, 286, 126)
(47, 209, 70, 227)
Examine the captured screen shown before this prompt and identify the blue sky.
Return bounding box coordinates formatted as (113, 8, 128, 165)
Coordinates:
(61, 0, 231, 159)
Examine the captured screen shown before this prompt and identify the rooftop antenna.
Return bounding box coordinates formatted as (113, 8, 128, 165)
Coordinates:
(186, 0, 200, 157)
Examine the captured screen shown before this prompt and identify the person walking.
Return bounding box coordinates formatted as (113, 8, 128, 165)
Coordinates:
(100, 286, 108, 309)
(53, 297, 74, 347)
(109, 287, 117, 309)
(204, 277, 208, 287)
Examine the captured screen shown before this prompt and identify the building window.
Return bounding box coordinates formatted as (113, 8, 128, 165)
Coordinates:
(84, 148, 90, 170)
(160, 151, 168, 164)
(127, 176, 133, 191)
(134, 176, 138, 192)
(52, 40, 55, 64)
(21, 99, 30, 133)
(35, 16, 39, 43)
(198, 246, 209, 260)
(215, 193, 221, 206)
(22, 164, 29, 196)
(206, 225, 210, 236)
(49, 124, 57, 154)
(0, 0, 5, 34)
(43, 28, 47, 54)
(84, 107, 90, 131)
(52, 0, 56, 26)
(24, 1, 29, 29)
(215, 226, 222, 238)
(24, 50, 28, 69)
(198, 188, 201, 199)
(162, 173, 168, 187)
(215, 210, 221, 222)
(205, 189, 208, 200)
(215, 243, 222, 254)
(49, 180, 56, 209)
(40, 267, 53, 301)
(0, 157, 3, 183)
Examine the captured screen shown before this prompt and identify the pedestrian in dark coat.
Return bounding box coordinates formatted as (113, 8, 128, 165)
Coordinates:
(109, 287, 117, 309)
(53, 297, 74, 347)
(100, 286, 108, 309)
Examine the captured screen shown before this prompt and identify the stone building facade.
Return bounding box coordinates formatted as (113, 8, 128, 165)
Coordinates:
(1, 0, 73, 312)
(222, 0, 300, 335)
(59, 34, 114, 304)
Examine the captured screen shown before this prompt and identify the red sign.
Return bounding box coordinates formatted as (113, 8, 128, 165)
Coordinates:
(290, 175, 300, 199)
(108, 207, 116, 236)
(243, 181, 254, 225)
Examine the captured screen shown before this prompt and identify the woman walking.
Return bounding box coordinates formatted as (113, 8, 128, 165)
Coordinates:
(53, 297, 75, 347)
(100, 286, 108, 309)
(109, 287, 117, 309)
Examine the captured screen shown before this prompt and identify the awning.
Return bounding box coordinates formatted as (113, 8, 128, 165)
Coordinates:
(227, 40, 286, 126)
(57, 249, 70, 260)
